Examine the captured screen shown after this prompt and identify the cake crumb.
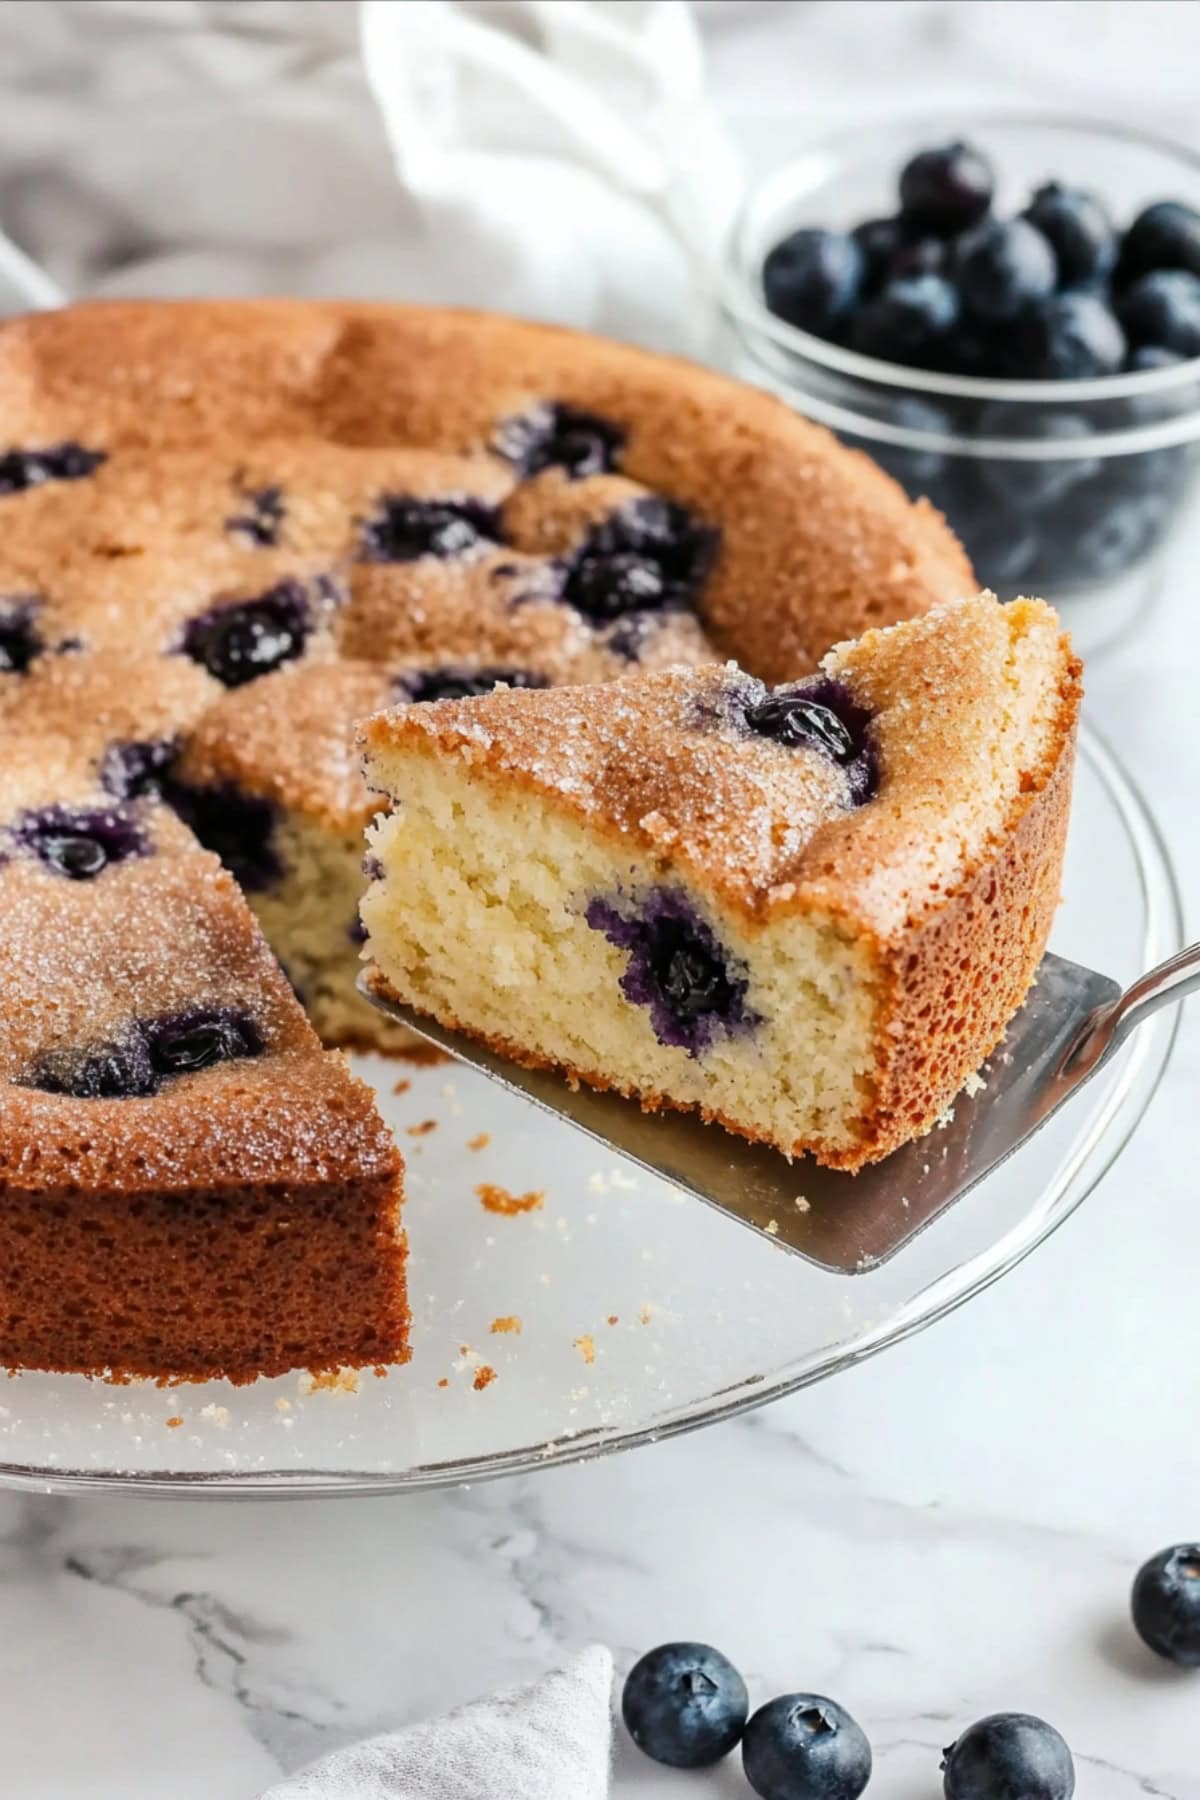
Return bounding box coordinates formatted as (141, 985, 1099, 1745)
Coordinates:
(962, 1068, 987, 1097)
(437, 1377, 450, 1390)
(473, 1364, 497, 1391)
(574, 1333, 596, 1365)
(639, 1303, 655, 1325)
(765, 1218, 779, 1235)
(467, 1132, 491, 1152)
(490, 1315, 522, 1335)
(607, 1314, 619, 1326)
(395, 1042, 451, 1067)
(302, 1367, 360, 1395)
(392, 1078, 412, 1096)
(165, 1415, 183, 1430)
(275, 1397, 292, 1413)
(793, 1196, 811, 1212)
(476, 1182, 545, 1216)
(407, 1118, 438, 1137)
(199, 1403, 231, 1428)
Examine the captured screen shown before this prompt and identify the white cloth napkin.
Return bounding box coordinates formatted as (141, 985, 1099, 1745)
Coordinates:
(258, 1647, 613, 1800)
(0, 0, 739, 351)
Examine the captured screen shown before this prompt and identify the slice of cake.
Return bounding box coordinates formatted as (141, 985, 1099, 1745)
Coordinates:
(360, 594, 1081, 1172)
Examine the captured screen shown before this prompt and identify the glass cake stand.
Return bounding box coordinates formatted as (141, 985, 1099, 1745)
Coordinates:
(0, 727, 1180, 1498)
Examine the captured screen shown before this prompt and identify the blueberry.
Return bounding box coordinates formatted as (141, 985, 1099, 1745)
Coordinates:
(1118, 200, 1200, 284)
(21, 1035, 157, 1101)
(395, 665, 549, 703)
(851, 274, 960, 368)
(100, 738, 177, 800)
(621, 1642, 748, 1769)
(762, 228, 865, 337)
(975, 406, 1099, 508)
(226, 483, 285, 548)
(1022, 183, 1115, 287)
(1039, 484, 1169, 588)
(0, 596, 41, 674)
(898, 140, 994, 236)
(847, 397, 953, 497)
(360, 494, 501, 562)
(1132, 1543, 1200, 1665)
(942, 1713, 1074, 1800)
(742, 1694, 872, 1800)
(585, 888, 759, 1055)
(14, 804, 149, 879)
(0, 442, 106, 497)
(745, 675, 877, 803)
(493, 402, 625, 480)
(1117, 269, 1200, 357)
(165, 781, 281, 893)
(144, 1007, 263, 1078)
(182, 580, 317, 688)
(956, 219, 1057, 323)
(851, 216, 906, 295)
(564, 497, 717, 623)
(952, 497, 1040, 588)
(890, 235, 949, 280)
(1014, 292, 1126, 379)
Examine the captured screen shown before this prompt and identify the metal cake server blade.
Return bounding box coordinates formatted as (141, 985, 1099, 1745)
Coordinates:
(360, 942, 1200, 1274)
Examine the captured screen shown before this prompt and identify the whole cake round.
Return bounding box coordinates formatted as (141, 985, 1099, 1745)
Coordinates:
(0, 299, 974, 1381)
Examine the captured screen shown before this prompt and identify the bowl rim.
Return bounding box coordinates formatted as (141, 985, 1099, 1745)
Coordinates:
(722, 108, 1200, 407)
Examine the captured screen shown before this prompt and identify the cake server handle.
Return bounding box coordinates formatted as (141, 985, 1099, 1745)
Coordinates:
(1066, 939, 1200, 1078)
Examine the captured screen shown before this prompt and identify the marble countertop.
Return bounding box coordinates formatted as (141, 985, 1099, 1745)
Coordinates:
(2, 4, 1199, 1796)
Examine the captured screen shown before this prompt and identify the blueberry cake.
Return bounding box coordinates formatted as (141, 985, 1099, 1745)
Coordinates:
(0, 298, 969, 1377)
(361, 596, 1080, 1170)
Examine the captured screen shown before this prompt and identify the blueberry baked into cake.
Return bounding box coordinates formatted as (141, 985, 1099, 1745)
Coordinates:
(361, 595, 1080, 1170)
(0, 298, 974, 1379)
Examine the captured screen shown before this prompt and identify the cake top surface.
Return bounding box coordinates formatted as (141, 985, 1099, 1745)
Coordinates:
(363, 593, 1081, 935)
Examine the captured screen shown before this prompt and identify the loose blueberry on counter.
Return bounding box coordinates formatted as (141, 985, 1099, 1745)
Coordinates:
(225, 483, 285, 548)
(360, 494, 501, 562)
(0, 442, 106, 496)
(165, 781, 282, 893)
(0, 596, 42, 674)
(1022, 182, 1115, 288)
(745, 676, 878, 804)
(1131, 1543, 1200, 1665)
(621, 1642, 748, 1768)
(586, 888, 759, 1056)
(762, 228, 865, 337)
(22, 1035, 157, 1100)
(1116, 268, 1200, 357)
(395, 665, 549, 703)
(15, 804, 149, 879)
(941, 1713, 1074, 1800)
(898, 140, 994, 237)
(975, 406, 1099, 509)
(182, 580, 314, 688)
(955, 218, 1057, 323)
(100, 738, 178, 801)
(851, 273, 959, 367)
(565, 497, 717, 623)
(144, 1007, 263, 1078)
(1014, 291, 1126, 379)
(1117, 199, 1200, 284)
(493, 402, 625, 480)
(742, 1694, 872, 1800)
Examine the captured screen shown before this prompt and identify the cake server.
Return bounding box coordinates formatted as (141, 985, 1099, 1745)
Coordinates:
(361, 941, 1199, 1274)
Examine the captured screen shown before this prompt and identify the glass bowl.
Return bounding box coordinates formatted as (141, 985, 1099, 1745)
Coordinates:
(719, 115, 1200, 656)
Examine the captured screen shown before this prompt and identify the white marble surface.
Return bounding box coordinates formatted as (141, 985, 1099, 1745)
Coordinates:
(2, 4, 1200, 1796)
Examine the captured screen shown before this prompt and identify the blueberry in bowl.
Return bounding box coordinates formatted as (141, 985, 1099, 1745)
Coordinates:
(725, 115, 1200, 654)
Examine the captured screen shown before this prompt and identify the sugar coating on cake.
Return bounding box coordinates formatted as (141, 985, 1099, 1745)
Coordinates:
(360, 595, 1081, 1170)
(0, 298, 972, 1378)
